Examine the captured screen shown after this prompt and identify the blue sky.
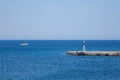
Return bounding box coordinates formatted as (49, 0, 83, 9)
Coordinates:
(0, 0, 120, 40)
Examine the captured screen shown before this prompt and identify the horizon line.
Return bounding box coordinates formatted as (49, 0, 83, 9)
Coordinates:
(0, 39, 120, 41)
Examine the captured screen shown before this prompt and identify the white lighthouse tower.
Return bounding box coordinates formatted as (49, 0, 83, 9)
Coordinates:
(83, 40, 86, 52)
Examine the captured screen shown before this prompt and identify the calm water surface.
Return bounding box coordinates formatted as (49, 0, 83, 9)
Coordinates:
(0, 40, 120, 80)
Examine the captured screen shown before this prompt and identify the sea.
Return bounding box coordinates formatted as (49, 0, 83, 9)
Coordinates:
(0, 40, 120, 80)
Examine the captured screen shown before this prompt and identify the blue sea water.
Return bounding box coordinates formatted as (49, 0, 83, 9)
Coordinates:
(0, 40, 120, 80)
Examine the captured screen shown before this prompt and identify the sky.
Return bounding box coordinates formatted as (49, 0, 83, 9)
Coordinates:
(0, 0, 120, 40)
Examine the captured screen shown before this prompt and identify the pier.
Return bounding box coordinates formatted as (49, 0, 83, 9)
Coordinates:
(66, 41, 120, 56)
(66, 51, 120, 56)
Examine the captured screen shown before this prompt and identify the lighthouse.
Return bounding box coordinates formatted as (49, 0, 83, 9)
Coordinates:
(83, 40, 86, 52)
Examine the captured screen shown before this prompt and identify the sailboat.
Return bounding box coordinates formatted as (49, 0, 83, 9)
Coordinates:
(20, 41, 29, 46)
(20, 36, 29, 46)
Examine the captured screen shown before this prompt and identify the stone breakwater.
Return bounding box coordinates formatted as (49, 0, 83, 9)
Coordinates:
(66, 51, 120, 56)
